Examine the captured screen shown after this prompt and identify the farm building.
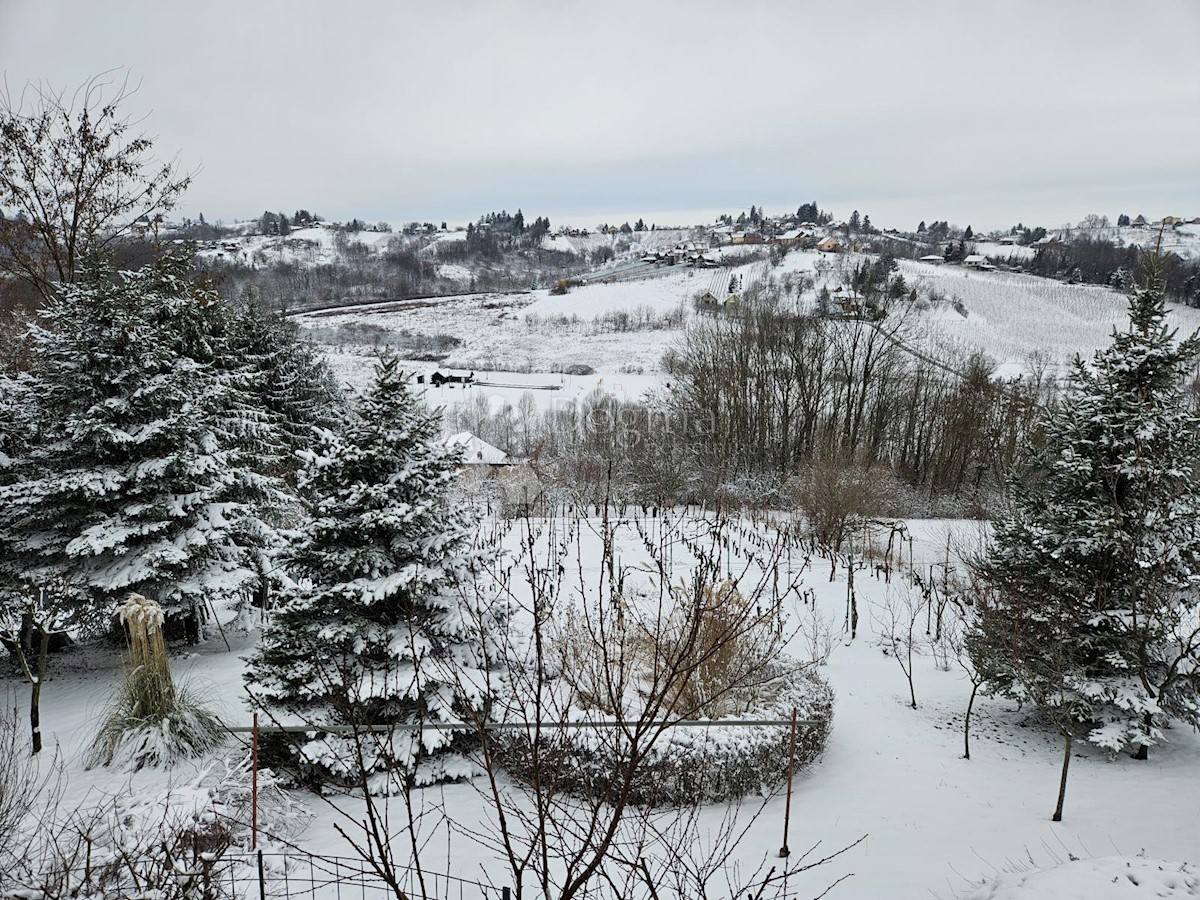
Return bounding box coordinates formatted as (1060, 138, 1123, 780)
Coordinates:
(445, 431, 510, 466)
(919, 254, 945, 264)
(963, 255, 995, 270)
(816, 237, 842, 253)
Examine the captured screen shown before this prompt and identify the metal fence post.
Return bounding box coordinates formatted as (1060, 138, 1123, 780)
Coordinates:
(252, 711, 259, 850)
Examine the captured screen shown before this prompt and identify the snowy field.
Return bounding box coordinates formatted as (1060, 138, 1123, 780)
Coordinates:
(5, 512, 1197, 899)
(297, 247, 1200, 429)
(294, 253, 783, 406)
(882, 257, 1200, 374)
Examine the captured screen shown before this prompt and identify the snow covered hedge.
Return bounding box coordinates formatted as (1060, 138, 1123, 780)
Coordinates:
(496, 665, 833, 807)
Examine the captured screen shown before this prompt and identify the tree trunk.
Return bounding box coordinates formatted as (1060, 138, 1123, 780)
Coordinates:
(963, 681, 980, 760)
(30, 679, 43, 754)
(1132, 711, 1151, 760)
(1052, 731, 1072, 822)
(30, 628, 49, 754)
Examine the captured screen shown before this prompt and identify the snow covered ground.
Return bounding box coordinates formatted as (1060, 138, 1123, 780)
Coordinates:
(292, 246, 1200, 446)
(893, 258, 1200, 373)
(5, 514, 1197, 899)
(294, 253, 780, 404)
(964, 855, 1199, 899)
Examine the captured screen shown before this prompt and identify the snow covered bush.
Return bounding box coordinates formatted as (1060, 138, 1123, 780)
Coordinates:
(1, 750, 308, 900)
(497, 664, 832, 807)
(497, 568, 833, 807)
(245, 352, 502, 791)
(88, 593, 224, 769)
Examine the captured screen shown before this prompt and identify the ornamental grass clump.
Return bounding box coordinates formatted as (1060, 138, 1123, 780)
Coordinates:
(89, 593, 224, 769)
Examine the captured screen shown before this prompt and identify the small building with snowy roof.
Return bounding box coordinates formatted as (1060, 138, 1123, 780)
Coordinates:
(963, 254, 995, 270)
(445, 432, 510, 466)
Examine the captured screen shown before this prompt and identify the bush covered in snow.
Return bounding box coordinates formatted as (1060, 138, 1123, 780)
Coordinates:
(496, 664, 833, 807)
(88, 594, 224, 770)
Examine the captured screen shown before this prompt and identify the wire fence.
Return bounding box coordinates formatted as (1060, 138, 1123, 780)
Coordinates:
(37, 851, 501, 900)
(33, 848, 833, 900)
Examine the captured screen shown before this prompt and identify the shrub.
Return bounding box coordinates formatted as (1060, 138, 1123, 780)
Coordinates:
(497, 577, 834, 808)
(88, 594, 224, 769)
(792, 460, 894, 552)
(495, 665, 832, 807)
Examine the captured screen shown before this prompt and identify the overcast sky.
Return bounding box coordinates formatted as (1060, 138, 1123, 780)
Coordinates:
(2, 0, 1198, 231)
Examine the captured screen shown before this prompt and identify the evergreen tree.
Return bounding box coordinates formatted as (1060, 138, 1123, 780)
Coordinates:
(972, 257, 1200, 764)
(964, 225, 974, 240)
(245, 354, 499, 788)
(849, 210, 861, 231)
(228, 293, 344, 490)
(917, 220, 926, 233)
(0, 251, 283, 640)
(862, 214, 872, 233)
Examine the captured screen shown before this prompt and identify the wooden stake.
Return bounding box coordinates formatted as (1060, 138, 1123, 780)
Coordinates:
(252, 711, 259, 850)
(779, 706, 798, 857)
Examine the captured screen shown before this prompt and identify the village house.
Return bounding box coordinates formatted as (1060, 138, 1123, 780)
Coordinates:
(444, 432, 510, 466)
(919, 254, 945, 264)
(963, 254, 996, 271)
(771, 229, 803, 247)
(816, 237, 841, 253)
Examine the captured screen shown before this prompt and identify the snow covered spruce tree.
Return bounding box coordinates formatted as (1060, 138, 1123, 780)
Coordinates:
(227, 292, 343, 490)
(971, 255, 1200, 780)
(245, 353, 497, 790)
(0, 251, 283, 642)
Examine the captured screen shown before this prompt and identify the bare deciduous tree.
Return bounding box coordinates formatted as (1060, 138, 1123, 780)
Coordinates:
(0, 71, 192, 307)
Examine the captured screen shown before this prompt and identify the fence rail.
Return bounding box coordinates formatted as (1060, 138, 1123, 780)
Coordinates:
(225, 718, 822, 734)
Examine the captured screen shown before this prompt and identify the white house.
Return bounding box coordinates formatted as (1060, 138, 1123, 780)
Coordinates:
(963, 254, 995, 271)
(445, 432, 510, 466)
